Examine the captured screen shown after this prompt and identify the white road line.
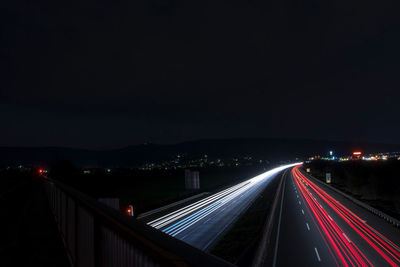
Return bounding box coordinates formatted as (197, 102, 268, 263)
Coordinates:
(299, 201, 301, 205)
(343, 233, 351, 243)
(297, 195, 299, 198)
(314, 247, 321, 262)
(306, 223, 310, 231)
(301, 209, 304, 215)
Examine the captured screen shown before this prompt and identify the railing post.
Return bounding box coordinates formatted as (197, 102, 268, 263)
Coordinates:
(94, 216, 101, 267)
(75, 202, 79, 267)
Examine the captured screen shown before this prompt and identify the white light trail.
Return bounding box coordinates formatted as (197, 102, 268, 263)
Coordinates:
(148, 163, 302, 236)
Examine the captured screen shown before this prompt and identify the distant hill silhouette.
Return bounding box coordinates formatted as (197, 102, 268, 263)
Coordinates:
(1, 138, 399, 167)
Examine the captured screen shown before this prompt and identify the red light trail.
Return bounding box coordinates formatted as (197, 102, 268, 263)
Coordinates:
(292, 166, 400, 266)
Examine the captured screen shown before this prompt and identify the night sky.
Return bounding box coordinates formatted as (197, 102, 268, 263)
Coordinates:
(1, 1, 400, 148)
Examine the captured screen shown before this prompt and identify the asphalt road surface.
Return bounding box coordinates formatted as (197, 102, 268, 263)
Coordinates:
(148, 163, 300, 250)
(274, 166, 400, 267)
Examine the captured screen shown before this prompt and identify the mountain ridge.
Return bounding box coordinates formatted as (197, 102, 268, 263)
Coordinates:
(1, 138, 399, 167)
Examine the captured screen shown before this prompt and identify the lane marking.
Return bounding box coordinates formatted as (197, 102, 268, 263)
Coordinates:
(314, 247, 321, 262)
(299, 201, 301, 205)
(343, 233, 351, 243)
(301, 209, 304, 215)
(306, 223, 310, 231)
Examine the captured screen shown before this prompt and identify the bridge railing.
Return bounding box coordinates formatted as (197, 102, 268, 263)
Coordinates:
(42, 179, 233, 267)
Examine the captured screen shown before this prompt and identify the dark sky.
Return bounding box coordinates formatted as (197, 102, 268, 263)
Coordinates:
(1, 0, 400, 148)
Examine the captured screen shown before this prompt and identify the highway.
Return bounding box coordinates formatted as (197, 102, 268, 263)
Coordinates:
(147, 163, 300, 250)
(274, 165, 400, 267)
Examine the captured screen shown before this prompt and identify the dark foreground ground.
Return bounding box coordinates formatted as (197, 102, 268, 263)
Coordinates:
(0, 170, 69, 267)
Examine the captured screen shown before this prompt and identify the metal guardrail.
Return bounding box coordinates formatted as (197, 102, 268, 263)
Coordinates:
(42, 179, 234, 267)
(302, 170, 400, 229)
